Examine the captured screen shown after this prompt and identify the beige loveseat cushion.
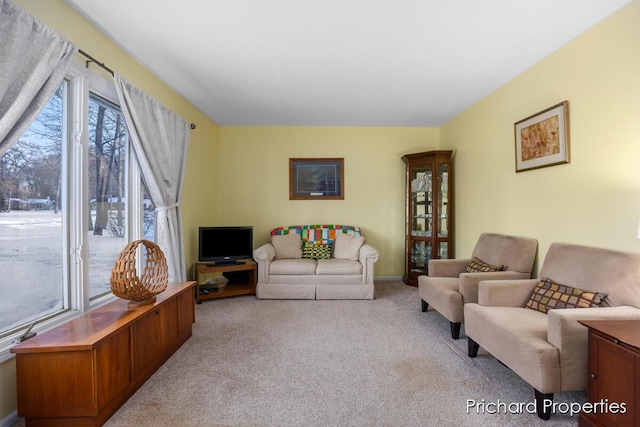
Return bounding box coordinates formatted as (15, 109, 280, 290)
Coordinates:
(316, 258, 363, 275)
(270, 258, 317, 275)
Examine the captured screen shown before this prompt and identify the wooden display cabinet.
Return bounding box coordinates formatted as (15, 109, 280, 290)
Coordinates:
(579, 320, 640, 427)
(194, 259, 257, 303)
(401, 150, 453, 286)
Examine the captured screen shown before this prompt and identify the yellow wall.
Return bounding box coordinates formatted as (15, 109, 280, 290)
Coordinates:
(217, 126, 438, 277)
(3, 0, 640, 423)
(440, 0, 640, 270)
(2, 0, 219, 422)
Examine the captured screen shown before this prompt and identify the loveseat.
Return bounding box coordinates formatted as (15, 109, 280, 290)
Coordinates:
(464, 242, 640, 419)
(253, 225, 379, 299)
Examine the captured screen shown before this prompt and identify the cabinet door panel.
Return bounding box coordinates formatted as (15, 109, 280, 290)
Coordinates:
(595, 337, 635, 427)
(131, 299, 177, 377)
(96, 328, 130, 408)
(177, 289, 195, 339)
(17, 351, 95, 417)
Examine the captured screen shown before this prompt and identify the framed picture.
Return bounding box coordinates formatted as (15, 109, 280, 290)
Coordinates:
(514, 101, 570, 172)
(289, 158, 344, 200)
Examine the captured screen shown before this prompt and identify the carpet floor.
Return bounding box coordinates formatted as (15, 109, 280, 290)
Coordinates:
(16, 281, 585, 426)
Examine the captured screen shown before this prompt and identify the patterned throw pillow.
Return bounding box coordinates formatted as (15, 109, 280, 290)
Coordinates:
(302, 243, 332, 259)
(525, 278, 607, 314)
(466, 256, 505, 273)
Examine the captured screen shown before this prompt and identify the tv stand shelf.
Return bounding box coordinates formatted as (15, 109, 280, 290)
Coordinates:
(194, 259, 257, 303)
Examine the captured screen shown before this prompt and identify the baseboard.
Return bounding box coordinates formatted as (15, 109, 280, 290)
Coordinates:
(0, 411, 19, 427)
(375, 276, 403, 281)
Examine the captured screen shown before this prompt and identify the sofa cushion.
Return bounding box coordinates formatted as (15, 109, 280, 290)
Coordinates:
(466, 256, 504, 273)
(272, 233, 302, 259)
(270, 258, 317, 275)
(302, 243, 332, 259)
(316, 258, 363, 275)
(333, 232, 365, 260)
(525, 278, 607, 314)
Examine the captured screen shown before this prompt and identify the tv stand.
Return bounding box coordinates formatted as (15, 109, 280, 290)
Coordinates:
(194, 259, 256, 303)
(212, 260, 244, 266)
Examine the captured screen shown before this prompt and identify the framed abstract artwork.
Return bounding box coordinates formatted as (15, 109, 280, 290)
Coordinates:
(289, 158, 344, 200)
(514, 101, 570, 172)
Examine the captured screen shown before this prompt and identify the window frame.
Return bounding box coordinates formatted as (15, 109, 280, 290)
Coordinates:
(0, 59, 147, 361)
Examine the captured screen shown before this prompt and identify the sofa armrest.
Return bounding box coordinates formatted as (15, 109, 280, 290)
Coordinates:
(547, 306, 640, 391)
(477, 278, 539, 307)
(359, 244, 379, 262)
(253, 243, 275, 283)
(459, 271, 531, 305)
(359, 244, 379, 284)
(253, 243, 275, 262)
(428, 258, 471, 277)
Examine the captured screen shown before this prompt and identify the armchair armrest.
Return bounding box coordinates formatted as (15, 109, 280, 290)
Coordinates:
(428, 258, 471, 277)
(477, 278, 539, 307)
(459, 271, 531, 305)
(547, 306, 640, 391)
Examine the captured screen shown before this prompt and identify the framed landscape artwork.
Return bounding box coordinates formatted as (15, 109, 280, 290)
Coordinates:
(289, 158, 344, 200)
(514, 101, 570, 172)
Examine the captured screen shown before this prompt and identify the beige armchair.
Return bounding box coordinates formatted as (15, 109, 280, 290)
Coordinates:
(465, 242, 640, 419)
(418, 233, 538, 339)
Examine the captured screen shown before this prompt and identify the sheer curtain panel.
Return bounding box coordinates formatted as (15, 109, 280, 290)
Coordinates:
(0, 0, 77, 155)
(113, 74, 190, 282)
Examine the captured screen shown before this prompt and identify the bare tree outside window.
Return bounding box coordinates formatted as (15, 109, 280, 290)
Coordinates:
(87, 94, 128, 299)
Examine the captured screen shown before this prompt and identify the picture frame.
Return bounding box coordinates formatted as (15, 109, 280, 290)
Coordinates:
(514, 101, 570, 172)
(289, 158, 344, 200)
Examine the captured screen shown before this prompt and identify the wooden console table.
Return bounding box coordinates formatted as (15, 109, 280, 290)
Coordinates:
(10, 281, 197, 427)
(579, 319, 640, 427)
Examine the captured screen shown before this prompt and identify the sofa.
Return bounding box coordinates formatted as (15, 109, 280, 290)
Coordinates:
(464, 242, 640, 419)
(253, 225, 379, 299)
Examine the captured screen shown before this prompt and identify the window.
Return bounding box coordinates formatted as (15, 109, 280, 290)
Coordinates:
(0, 83, 66, 335)
(87, 94, 128, 299)
(0, 61, 152, 357)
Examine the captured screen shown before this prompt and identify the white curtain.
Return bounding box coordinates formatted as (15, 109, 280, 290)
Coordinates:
(0, 0, 77, 156)
(113, 74, 190, 282)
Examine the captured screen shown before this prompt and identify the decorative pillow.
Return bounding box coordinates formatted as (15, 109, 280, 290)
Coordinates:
(525, 278, 607, 314)
(271, 233, 302, 259)
(466, 256, 505, 273)
(302, 243, 332, 259)
(333, 232, 365, 261)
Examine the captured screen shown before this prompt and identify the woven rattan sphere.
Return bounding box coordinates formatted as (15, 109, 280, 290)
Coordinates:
(110, 239, 168, 305)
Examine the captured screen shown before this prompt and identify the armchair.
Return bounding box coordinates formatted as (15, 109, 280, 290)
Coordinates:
(464, 242, 640, 419)
(418, 233, 538, 339)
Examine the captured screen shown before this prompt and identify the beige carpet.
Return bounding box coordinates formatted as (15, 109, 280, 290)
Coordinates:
(16, 281, 584, 426)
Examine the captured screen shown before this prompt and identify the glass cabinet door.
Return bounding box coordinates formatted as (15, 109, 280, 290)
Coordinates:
(409, 165, 433, 276)
(410, 166, 432, 238)
(436, 160, 451, 259)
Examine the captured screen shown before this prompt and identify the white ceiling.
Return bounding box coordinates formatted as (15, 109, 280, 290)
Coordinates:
(65, 0, 630, 127)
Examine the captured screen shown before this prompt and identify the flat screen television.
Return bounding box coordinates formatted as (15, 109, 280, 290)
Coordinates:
(198, 226, 253, 264)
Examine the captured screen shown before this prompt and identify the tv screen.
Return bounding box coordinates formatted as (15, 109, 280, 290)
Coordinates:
(198, 226, 253, 264)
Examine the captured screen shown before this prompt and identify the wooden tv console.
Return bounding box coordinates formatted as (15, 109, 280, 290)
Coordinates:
(10, 281, 197, 427)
